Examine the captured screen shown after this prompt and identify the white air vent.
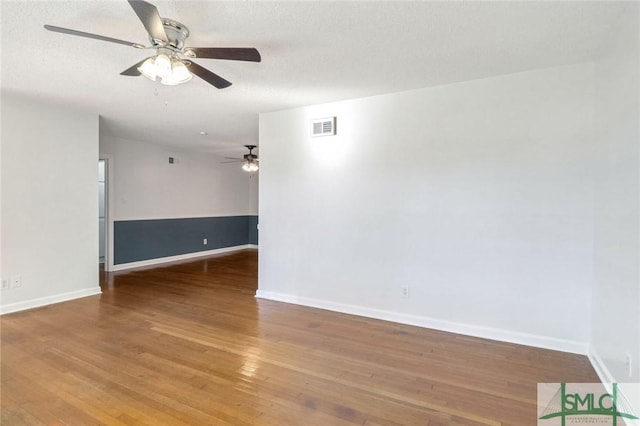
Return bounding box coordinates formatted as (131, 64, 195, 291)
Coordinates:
(311, 117, 336, 137)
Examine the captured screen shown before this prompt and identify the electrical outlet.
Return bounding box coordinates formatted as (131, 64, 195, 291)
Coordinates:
(401, 285, 409, 298)
(203, 238, 208, 245)
(10, 275, 22, 288)
(1, 278, 9, 291)
(625, 353, 633, 378)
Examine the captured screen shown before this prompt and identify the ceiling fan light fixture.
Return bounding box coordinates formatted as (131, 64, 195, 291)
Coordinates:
(242, 161, 259, 172)
(139, 53, 193, 86)
(161, 60, 192, 85)
(45, 0, 262, 90)
(138, 56, 158, 81)
(154, 53, 172, 79)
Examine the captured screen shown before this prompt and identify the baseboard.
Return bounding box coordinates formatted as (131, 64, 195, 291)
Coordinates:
(588, 348, 640, 424)
(112, 244, 257, 272)
(0, 287, 102, 315)
(255, 290, 588, 354)
(588, 347, 616, 384)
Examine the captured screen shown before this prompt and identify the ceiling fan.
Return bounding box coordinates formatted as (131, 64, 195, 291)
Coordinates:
(44, 0, 261, 88)
(223, 145, 259, 172)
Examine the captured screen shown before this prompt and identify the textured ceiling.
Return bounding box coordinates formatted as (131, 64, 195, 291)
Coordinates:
(0, 1, 626, 156)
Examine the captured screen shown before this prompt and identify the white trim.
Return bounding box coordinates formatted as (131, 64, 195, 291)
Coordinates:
(0, 287, 102, 315)
(112, 244, 257, 272)
(255, 290, 588, 354)
(588, 349, 640, 425)
(587, 345, 640, 426)
(588, 347, 616, 384)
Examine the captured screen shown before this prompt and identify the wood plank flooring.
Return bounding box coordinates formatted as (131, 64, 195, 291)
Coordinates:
(1, 249, 598, 425)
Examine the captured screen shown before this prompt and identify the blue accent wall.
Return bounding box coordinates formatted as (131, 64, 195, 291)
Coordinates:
(114, 215, 258, 265)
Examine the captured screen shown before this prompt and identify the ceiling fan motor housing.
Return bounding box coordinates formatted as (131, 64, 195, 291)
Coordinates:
(243, 145, 257, 161)
(244, 154, 258, 161)
(154, 18, 189, 50)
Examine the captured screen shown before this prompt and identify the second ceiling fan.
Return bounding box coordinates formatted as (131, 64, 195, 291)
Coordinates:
(223, 145, 259, 172)
(44, 0, 261, 88)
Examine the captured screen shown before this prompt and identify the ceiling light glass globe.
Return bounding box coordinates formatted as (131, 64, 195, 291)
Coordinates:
(242, 161, 259, 172)
(138, 57, 158, 81)
(161, 60, 193, 85)
(154, 54, 172, 79)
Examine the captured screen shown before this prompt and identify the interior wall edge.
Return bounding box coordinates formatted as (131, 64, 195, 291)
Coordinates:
(587, 347, 615, 384)
(588, 347, 640, 424)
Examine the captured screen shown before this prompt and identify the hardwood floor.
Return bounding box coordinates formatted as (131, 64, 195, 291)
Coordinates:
(1, 249, 598, 425)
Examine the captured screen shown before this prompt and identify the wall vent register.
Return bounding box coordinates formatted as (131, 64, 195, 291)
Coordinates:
(312, 117, 336, 137)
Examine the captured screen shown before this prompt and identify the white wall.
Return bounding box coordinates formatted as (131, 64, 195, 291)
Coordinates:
(591, 3, 640, 385)
(1, 92, 100, 313)
(249, 171, 259, 217)
(99, 135, 258, 220)
(258, 63, 596, 353)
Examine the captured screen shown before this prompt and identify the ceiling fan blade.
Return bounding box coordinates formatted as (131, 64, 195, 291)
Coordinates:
(44, 25, 142, 48)
(221, 160, 245, 163)
(187, 61, 232, 89)
(127, 0, 168, 43)
(223, 157, 243, 160)
(187, 48, 261, 62)
(120, 57, 153, 76)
